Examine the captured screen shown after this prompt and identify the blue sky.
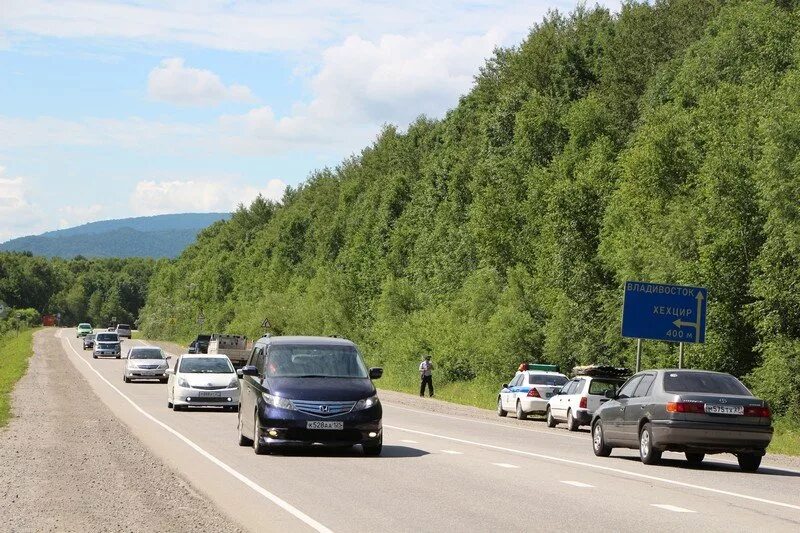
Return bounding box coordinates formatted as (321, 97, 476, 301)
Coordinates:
(0, 0, 620, 242)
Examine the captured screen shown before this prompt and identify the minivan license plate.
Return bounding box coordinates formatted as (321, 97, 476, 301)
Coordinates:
(198, 391, 221, 397)
(705, 404, 744, 415)
(307, 421, 343, 430)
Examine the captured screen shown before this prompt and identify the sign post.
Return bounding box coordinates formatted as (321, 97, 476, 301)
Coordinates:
(622, 281, 707, 369)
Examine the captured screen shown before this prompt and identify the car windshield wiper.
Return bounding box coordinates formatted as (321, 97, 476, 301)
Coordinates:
(295, 374, 334, 378)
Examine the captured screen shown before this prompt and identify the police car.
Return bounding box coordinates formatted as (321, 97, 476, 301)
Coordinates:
(497, 364, 569, 420)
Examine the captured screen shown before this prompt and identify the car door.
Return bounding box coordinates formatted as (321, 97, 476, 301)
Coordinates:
(604, 375, 643, 443)
(555, 380, 577, 418)
(240, 346, 264, 416)
(568, 378, 587, 416)
(622, 373, 657, 444)
(168, 356, 180, 401)
(503, 374, 521, 410)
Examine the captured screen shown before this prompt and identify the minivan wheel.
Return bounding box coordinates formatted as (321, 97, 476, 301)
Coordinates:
(546, 408, 557, 428)
(639, 423, 662, 465)
(737, 452, 762, 473)
(685, 452, 705, 466)
(253, 415, 269, 455)
(592, 420, 612, 457)
(238, 411, 253, 446)
(515, 401, 527, 421)
(566, 409, 579, 432)
(363, 434, 383, 457)
(497, 398, 507, 417)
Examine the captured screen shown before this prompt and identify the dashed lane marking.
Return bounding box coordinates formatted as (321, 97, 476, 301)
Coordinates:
(560, 481, 594, 488)
(440, 450, 463, 455)
(651, 504, 696, 513)
(492, 463, 518, 469)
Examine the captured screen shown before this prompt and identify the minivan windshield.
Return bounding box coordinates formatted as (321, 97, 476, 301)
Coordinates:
(96, 333, 119, 342)
(266, 344, 368, 378)
(179, 357, 233, 373)
(130, 348, 164, 360)
(663, 371, 751, 395)
(117, 324, 130, 330)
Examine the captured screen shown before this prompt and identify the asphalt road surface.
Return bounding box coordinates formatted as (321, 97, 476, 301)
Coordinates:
(56, 329, 800, 532)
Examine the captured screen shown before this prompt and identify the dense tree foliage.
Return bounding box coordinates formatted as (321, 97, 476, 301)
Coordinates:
(0, 252, 159, 327)
(140, 1, 800, 415)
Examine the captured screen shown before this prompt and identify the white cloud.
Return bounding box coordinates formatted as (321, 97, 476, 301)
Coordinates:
(130, 178, 287, 216)
(148, 57, 256, 106)
(58, 204, 107, 229)
(0, 168, 46, 242)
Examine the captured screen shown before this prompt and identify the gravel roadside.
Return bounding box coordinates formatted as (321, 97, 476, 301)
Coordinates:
(0, 330, 244, 533)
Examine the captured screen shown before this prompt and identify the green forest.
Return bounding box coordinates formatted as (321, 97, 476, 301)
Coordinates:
(0, 252, 159, 329)
(5, 1, 799, 425)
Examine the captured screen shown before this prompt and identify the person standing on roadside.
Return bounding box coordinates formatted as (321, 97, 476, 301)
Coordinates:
(419, 355, 434, 397)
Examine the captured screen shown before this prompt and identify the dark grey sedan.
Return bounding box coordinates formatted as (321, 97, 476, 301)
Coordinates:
(590, 369, 773, 472)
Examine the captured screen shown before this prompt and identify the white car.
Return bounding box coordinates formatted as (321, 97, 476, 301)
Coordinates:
(166, 354, 240, 411)
(123, 346, 170, 383)
(497, 371, 569, 420)
(546, 374, 626, 430)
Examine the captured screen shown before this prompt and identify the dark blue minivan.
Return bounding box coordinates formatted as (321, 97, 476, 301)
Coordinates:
(237, 336, 384, 456)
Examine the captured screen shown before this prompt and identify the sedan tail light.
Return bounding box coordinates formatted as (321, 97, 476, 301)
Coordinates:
(579, 396, 588, 409)
(744, 405, 771, 418)
(527, 388, 541, 398)
(666, 401, 705, 414)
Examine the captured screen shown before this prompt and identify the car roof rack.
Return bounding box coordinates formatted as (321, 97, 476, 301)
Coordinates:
(572, 364, 631, 378)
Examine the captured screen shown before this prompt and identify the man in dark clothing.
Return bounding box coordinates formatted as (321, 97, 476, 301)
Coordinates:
(419, 355, 434, 397)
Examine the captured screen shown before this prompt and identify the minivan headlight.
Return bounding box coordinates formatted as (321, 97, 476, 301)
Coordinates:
(355, 395, 380, 410)
(262, 393, 294, 410)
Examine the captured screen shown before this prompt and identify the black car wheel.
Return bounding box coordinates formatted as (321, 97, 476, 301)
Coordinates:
(592, 420, 612, 457)
(363, 434, 383, 456)
(497, 398, 507, 417)
(167, 400, 173, 408)
(92, 354, 97, 359)
(639, 423, 662, 465)
(237, 410, 253, 446)
(173, 403, 183, 411)
(685, 452, 705, 466)
(546, 407, 557, 428)
(567, 409, 579, 432)
(253, 414, 269, 455)
(515, 401, 527, 421)
(737, 453, 762, 473)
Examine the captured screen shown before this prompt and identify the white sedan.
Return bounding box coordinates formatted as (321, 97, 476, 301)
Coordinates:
(497, 370, 569, 420)
(166, 354, 240, 411)
(123, 346, 170, 383)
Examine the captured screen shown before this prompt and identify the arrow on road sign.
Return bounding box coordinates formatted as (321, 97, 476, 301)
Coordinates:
(671, 292, 705, 342)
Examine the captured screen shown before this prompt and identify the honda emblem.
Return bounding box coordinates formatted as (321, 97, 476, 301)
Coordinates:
(319, 405, 329, 413)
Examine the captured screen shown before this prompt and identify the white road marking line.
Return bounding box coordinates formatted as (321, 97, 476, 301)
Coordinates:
(382, 402, 585, 441)
(400, 439, 419, 444)
(560, 481, 594, 488)
(651, 504, 696, 513)
(492, 463, 518, 469)
(440, 450, 463, 455)
(383, 424, 800, 512)
(60, 331, 333, 533)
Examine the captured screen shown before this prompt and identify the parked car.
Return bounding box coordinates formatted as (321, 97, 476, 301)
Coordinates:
(590, 369, 773, 472)
(93, 331, 122, 358)
(115, 323, 132, 339)
(76, 323, 93, 337)
(187, 334, 212, 354)
(546, 367, 628, 431)
(237, 336, 384, 456)
(497, 370, 569, 420)
(167, 354, 239, 411)
(82, 333, 95, 350)
(124, 346, 170, 383)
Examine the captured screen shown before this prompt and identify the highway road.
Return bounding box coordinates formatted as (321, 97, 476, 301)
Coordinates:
(57, 329, 800, 532)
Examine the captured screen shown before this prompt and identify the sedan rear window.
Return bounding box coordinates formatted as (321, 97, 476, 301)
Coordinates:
(528, 374, 568, 386)
(663, 372, 751, 395)
(180, 358, 233, 373)
(588, 379, 622, 395)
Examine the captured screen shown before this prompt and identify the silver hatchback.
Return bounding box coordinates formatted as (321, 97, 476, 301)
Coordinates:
(591, 369, 773, 472)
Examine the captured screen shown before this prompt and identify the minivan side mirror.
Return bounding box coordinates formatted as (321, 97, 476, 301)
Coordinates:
(240, 365, 258, 377)
(502, 384, 508, 389)
(369, 367, 383, 380)
(604, 389, 616, 400)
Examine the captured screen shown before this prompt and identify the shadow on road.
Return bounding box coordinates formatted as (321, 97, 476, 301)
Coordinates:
(267, 445, 429, 459)
(612, 454, 800, 477)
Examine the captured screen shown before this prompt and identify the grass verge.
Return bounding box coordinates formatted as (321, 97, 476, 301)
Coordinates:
(768, 416, 800, 456)
(0, 328, 36, 428)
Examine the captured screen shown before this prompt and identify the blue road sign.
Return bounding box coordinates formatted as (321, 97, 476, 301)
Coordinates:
(622, 281, 707, 344)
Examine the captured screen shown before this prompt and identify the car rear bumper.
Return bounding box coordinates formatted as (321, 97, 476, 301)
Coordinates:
(573, 409, 592, 425)
(520, 398, 549, 414)
(651, 420, 773, 453)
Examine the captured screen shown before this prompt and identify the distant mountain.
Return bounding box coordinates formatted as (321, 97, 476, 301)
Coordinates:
(0, 213, 230, 258)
